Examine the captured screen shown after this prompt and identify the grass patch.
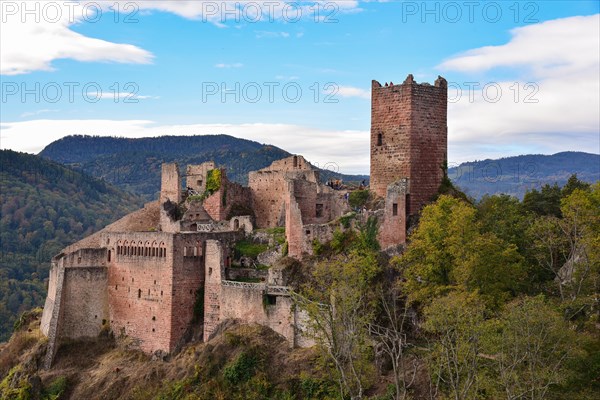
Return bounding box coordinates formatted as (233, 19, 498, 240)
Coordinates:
(256, 227, 286, 245)
(234, 240, 268, 259)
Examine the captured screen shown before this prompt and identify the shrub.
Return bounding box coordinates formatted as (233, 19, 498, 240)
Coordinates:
(44, 376, 68, 400)
(223, 351, 258, 385)
(205, 169, 222, 195)
(348, 190, 370, 209)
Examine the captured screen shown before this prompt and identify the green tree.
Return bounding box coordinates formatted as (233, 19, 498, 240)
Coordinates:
(477, 194, 529, 252)
(423, 292, 485, 400)
(399, 196, 525, 308)
(482, 296, 580, 400)
(523, 183, 562, 217)
(561, 174, 591, 198)
(297, 250, 380, 399)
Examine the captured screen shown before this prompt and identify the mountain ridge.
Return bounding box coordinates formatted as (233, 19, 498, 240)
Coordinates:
(39, 135, 369, 199)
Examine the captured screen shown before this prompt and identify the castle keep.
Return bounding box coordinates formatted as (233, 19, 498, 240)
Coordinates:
(40, 75, 447, 366)
(370, 74, 448, 216)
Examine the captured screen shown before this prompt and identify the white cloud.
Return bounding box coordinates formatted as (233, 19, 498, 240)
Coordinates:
(1, 1, 362, 75)
(439, 14, 600, 163)
(215, 63, 244, 69)
(0, 119, 370, 174)
(337, 86, 370, 100)
(19, 109, 59, 118)
(1, 1, 154, 75)
(255, 30, 290, 39)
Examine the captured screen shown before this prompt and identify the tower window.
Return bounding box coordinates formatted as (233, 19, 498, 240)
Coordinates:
(392, 203, 398, 216)
(265, 294, 277, 306)
(316, 204, 324, 218)
(377, 133, 383, 146)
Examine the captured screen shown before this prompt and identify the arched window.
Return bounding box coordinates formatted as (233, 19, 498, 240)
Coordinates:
(234, 219, 240, 230)
(123, 241, 129, 256)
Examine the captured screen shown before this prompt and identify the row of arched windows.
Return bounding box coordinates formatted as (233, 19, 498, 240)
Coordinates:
(116, 240, 167, 258)
(183, 241, 202, 258)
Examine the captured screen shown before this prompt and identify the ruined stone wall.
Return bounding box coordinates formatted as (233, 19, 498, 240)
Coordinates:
(203, 240, 224, 340)
(61, 201, 160, 255)
(370, 75, 447, 215)
(264, 155, 313, 172)
(41, 260, 64, 368)
(220, 282, 295, 345)
(378, 179, 408, 249)
(285, 182, 305, 259)
(249, 170, 288, 228)
(106, 231, 175, 354)
(160, 163, 181, 204)
(60, 248, 107, 269)
(203, 173, 251, 222)
(170, 234, 206, 349)
(186, 162, 216, 193)
(40, 262, 59, 337)
(249, 155, 319, 228)
(105, 230, 240, 353)
(284, 178, 349, 258)
(60, 267, 108, 339)
(160, 163, 182, 233)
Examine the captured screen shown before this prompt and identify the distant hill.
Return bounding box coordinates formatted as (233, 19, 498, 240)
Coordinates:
(40, 135, 369, 199)
(0, 150, 144, 341)
(449, 152, 599, 199)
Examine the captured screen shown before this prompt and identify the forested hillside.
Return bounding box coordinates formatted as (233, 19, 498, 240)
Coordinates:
(449, 151, 599, 199)
(40, 135, 368, 199)
(0, 150, 144, 342)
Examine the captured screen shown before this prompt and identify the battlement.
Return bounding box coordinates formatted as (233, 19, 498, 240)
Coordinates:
(372, 74, 447, 89)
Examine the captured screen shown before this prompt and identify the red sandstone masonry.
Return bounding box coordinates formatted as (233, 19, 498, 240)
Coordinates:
(370, 75, 447, 216)
(249, 155, 316, 228)
(203, 170, 251, 222)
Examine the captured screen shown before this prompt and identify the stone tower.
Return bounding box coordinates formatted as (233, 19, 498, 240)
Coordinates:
(370, 74, 447, 216)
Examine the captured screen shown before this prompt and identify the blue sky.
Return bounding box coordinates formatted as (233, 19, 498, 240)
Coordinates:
(1, 1, 599, 174)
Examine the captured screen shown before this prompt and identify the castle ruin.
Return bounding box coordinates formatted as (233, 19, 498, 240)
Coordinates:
(40, 75, 447, 367)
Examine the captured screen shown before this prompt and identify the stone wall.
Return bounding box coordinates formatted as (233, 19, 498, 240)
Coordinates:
(186, 162, 216, 193)
(170, 234, 206, 350)
(370, 75, 447, 215)
(203, 172, 251, 222)
(220, 282, 295, 345)
(378, 179, 408, 249)
(285, 182, 305, 259)
(106, 231, 175, 354)
(60, 267, 108, 339)
(41, 261, 64, 369)
(249, 155, 319, 228)
(160, 163, 181, 204)
(284, 178, 349, 259)
(203, 240, 224, 340)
